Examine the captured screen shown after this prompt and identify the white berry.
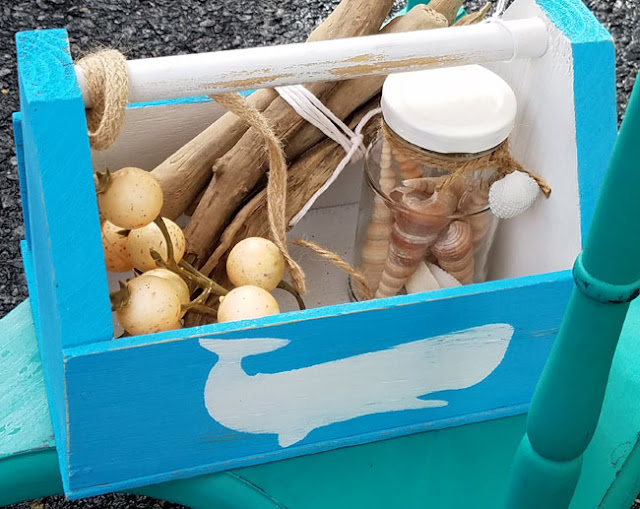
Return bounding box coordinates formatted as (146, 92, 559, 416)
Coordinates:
(217, 285, 280, 323)
(99, 167, 163, 229)
(127, 218, 186, 272)
(101, 220, 133, 272)
(226, 237, 285, 291)
(117, 275, 182, 335)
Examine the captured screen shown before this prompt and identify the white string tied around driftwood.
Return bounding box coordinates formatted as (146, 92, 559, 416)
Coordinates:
(275, 84, 382, 226)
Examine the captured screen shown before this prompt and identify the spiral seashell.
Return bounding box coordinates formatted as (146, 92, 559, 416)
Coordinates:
(424, 248, 438, 264)
(393, 149, 423, 180)
(376, 226, 441, 298)
(402, 176, 444, 194)
(489, 170, 541, 219)
(379, 137, 396, 194)
(358, 199, 392, 297)
(376, 187, 458, 298)
(432, 220, 474, 285)
(394, 187, 459, 232)
(361, 241, 389, 267)
(356, 138, 396, 297)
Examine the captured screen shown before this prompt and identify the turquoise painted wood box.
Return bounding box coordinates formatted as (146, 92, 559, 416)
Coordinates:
(12, 0, 617, 499)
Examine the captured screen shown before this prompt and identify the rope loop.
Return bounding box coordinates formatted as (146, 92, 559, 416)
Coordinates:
(77, 49, 129, 151)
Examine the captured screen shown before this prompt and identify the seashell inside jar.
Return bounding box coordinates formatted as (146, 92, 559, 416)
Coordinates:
(351, 64, 530, 301)
(352, 136, 500, 300)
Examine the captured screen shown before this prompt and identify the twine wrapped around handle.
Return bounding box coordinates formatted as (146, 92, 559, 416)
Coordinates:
(77, 49, 129, 151)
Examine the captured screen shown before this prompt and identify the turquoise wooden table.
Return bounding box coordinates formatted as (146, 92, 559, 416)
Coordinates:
(3, 0, 640, 506)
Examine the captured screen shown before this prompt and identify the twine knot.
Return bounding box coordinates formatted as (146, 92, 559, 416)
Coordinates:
(381, 120, 552, 198)
(276, 84, 382, 226)
(77, 49, 129, 151)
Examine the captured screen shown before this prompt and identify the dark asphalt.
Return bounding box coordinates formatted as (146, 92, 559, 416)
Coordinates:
(0, 0, 638, 507)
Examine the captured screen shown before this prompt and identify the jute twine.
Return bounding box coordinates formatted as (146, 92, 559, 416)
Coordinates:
(212, 92, 307, 295)
(292, 239, 373, 300)
(381, 120, 552, 198)
(212, 92, 374, 299)
(77, 50, 129, 151)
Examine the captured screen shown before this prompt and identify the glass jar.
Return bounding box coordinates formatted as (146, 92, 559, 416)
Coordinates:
(351, 65, 517, 300)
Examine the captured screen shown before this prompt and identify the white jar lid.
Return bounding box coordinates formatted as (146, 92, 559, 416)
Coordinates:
(381, 65, 517, 154)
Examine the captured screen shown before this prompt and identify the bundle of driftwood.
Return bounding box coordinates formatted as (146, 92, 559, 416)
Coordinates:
(149, 0, 490, 322)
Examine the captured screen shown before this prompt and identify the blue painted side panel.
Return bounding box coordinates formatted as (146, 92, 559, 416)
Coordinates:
(17, 34, 69, 487)
(537, 0, 617, 238)
(539, 0, 611, 44)
(12, 113, 30, 249)
(21, 241, 41, 348)
(15, 29, 114, 494)
(62, 273, 573, 498)
(16, 29, 112, 350)
(18, 127, 69, 489)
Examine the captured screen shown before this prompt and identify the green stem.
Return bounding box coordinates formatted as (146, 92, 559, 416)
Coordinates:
(179, 259, 229, 296)
(150, 250, 218, 295)
(154, 217, 175, 263)
(185, 304, 219, 319)
(277, 280, 306, 310)
(94, 169, 111, 194)
(109, 281, 130, 312)
(151, 217, 229, 296)
(189, 288, 212, 308)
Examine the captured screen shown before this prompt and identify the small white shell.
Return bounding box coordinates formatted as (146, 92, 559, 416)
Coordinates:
(427, 262, 462, 289)
(406, 262, 441, 294)
(488, 171, 541, 219)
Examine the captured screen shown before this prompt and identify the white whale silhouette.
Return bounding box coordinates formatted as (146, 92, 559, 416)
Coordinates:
(200, 323, 514, 447)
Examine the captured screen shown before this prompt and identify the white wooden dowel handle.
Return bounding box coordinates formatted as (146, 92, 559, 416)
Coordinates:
(76, 18, 548, 108)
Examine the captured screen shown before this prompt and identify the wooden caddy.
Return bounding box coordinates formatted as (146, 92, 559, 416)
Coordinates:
(13, 0, 616, 498)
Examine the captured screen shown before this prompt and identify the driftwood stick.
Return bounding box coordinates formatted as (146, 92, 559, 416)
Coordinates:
(152, 89, 276, 220)
(184, 80, 340, 264)
(286, 5, 448, 160)
(429, 0, 464, 25)
(200, 98, 382, 278)
(454, 2, 492, 26)
(184, 100, 381, 328)
(185, 2, 452, 267)
(152, 0, 396, 219)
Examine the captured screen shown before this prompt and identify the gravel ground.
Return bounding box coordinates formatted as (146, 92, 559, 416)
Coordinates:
(1, 0, 638, 507)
